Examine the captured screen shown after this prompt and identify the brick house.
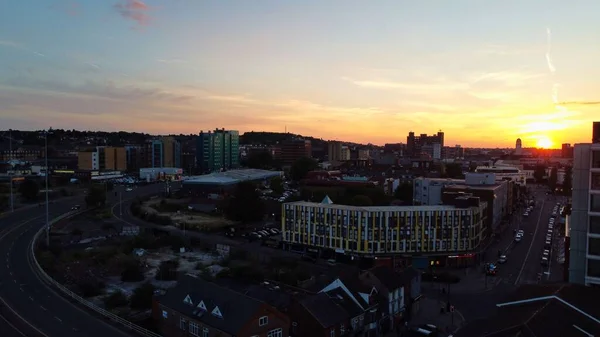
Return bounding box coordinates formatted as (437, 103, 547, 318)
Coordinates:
(154, 275, 290, 337)
(289, 276, 381, 337)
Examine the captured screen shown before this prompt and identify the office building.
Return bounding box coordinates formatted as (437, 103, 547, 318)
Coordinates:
(593, 122, 600, 144)
(327, 141, 343, 161)
(562, 143, 574, 159)
(281, 197, 487, 265)
(569, 125, 600, 286)
(280, 139, 311, 165)
(414, 173, 512, 232)
(196, 129, 240, 173)
(406, 130, 444, 158)
(142, 137, 182, 169)
(77, 146, 126, 171)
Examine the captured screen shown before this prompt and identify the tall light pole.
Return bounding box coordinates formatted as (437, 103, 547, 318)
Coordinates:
(44, 130, 49, 247)
(8, 129, 14, 212)
(119, 191, 122, 216)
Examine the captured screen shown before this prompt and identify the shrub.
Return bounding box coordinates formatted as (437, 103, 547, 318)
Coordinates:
(104, 291, 128, 309)
(77, 280, 106, 297)
(121, 258, 145, 282)
(130, 283, 155, 310)
(155, 260, 179, 281)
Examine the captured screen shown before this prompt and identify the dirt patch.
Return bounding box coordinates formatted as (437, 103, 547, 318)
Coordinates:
(142, 199, 235, 231)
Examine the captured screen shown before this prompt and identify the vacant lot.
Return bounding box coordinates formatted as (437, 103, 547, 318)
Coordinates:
(141, 198, 235, 231)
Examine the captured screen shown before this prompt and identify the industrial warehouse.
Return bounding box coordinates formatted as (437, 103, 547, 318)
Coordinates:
(181, 169, 283, 196)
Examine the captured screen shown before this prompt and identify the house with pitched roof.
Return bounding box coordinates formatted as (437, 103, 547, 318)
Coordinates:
(359, 266, 421, 331)
(289, 275, 382, 337)
(154, 275, 290, 337)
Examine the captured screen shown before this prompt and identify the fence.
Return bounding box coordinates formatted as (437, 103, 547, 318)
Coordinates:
(31, 211, 162, 337)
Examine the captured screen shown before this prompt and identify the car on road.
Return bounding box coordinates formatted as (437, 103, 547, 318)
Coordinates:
(125, 187, 133, 192)
(71, 205, 80, 210)
(327, 259, 337, 266)
(541, 257, 549, 266)
(523, 212, 529, 217)
(498, 255, 507, 264)
(517, 229, 524, 235)
(515, 233, 523, 242)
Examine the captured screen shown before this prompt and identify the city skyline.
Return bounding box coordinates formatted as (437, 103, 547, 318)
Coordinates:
(1, 1, 599, 147)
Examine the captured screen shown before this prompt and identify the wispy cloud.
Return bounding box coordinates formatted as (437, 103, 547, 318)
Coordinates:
(477, 44, 540, 56)
(0, 40, 19, 48)
(469, 71, 545, 86)
(33, 52, 45, 57)
(559, 101, 600, 106)
(2, 77, 194, 104)
(342, 77, 468, 92)
(114, 0, 151, 26)
(85, 62, 101, 70)
(156, 58, 186, 64)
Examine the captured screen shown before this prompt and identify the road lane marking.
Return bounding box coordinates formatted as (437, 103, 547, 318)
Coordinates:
(29, 297, 33, 301)
(514, 198, 546, 285)
(0, 215, 49, 337)
(19, 288, 23, 292)
(54, 316, 62, 323)
(39, 305, 47, 311)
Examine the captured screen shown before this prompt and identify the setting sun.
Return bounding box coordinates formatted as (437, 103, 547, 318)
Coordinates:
(536, 137, 554, 149)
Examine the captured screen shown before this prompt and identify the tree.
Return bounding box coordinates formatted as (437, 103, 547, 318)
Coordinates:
(155, 260, 179, 281)
(85, 186, 106, 207)
(19, 179, 39, 201)
(548, 167, 558, 192)
(562, 166, 572, 196)
(290, 157, 318, 181)
(222, 181, 265, 222)
(246, 151, 273, 169)
(394, 183, 413, 205)
(270, 176, 284, 194)
(130, 282, 155, 309)
(349, 195, 372, 206)
(121, 257, 145, 282)
(104, 291, 128, 309)
(533, 165, 546, 183)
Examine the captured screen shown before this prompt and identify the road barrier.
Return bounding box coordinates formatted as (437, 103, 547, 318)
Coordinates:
(31, 210, 162, 337)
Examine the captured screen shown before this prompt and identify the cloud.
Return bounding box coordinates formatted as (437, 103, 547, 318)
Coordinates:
(2, 77, 194, 104)
(342, 77, 468, 92)
(85, 62, 101, 70)
(559, 101, 600, 106)
(157, 59, 186, 64)
(114, 0, 151, 26)
(469, 71, 545, 86)
(476, 44, 540, 56)
(0, 40, 19, 48)
(33, 52, 45, 57)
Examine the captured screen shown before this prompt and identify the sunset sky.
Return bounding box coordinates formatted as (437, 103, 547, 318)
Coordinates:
(1, 0, 599, 147)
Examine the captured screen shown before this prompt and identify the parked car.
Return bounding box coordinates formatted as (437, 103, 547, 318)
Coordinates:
(498, 255, 507, 264)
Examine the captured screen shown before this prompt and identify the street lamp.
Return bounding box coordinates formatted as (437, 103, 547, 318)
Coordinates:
(44, 130, 49, 247)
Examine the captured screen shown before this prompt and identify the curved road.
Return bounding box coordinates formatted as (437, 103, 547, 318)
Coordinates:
(0, 183, 168, 337)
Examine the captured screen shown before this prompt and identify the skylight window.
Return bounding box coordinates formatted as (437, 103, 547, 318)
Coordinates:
(183, 295, 193, 305)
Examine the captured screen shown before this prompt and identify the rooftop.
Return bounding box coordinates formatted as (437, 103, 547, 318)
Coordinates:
(284, 201, 481, 212)
(456, 283, 600, 337)
(183, 169, 282, 186)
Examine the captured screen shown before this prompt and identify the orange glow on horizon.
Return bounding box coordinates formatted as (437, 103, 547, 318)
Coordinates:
(536, 136, 554, 149)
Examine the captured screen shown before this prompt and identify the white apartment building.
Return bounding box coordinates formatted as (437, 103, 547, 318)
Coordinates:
(475, 165, 527, 186)
(569, 142, 600, 286)
(413, 177, 464, 205)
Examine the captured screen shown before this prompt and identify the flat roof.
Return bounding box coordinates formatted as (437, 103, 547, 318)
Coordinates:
(183, 169, 282, 186)
(444, 183, 502, 191)
(284, 201, 477, 212)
